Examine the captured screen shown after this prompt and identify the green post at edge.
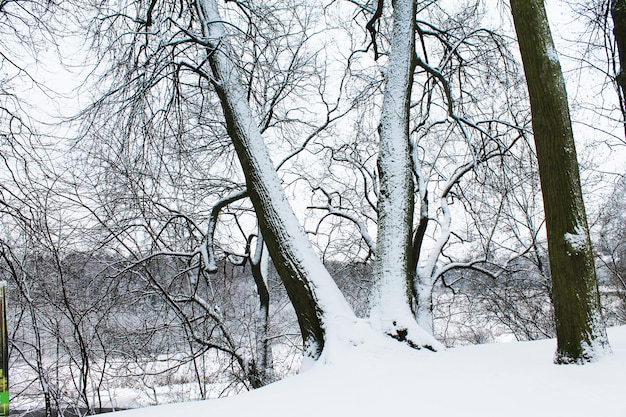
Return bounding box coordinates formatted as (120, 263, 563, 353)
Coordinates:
(0, 282, 8, 416)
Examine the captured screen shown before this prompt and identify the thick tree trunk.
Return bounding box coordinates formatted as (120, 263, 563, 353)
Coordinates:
(198, 0, 356, 360)
(369, 0, 439, 350)
(510, 0, 610, 363)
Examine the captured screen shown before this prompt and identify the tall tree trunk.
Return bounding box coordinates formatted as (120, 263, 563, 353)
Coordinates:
(198, 0, 356, 360)
(510, 0, 611, 363)
(369, 0, 438, 350)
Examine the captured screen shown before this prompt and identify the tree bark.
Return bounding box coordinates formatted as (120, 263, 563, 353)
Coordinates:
(369, 0, 438, 349)
(510, 0, 610, 363)
(249, 235, 274, 387)
(612, 0, 626, 105)
(198, 0, 356, 360)
(611, 0, 626, 131)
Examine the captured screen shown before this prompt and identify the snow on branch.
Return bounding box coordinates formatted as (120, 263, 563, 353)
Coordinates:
(203, 189, 248, 273)
(308, 186, 376, 254)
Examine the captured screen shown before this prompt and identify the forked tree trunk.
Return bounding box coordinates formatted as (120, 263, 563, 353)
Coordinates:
(198, 0, 356, 360)
(510, 0, 610, 363)
(369, 0, 439, 350)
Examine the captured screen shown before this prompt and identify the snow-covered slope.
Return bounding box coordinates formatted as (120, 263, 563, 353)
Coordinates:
(104, 326, 626, 417)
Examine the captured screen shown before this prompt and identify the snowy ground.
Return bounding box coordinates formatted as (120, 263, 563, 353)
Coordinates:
(101, 326, 626, 417)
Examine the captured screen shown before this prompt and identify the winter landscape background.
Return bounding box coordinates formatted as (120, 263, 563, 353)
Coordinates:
(2, 0, 626, 416)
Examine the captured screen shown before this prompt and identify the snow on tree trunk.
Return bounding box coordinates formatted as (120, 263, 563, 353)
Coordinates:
(198, 0, 356, 360)
(249, 235, 274, 387)
(415, 278, 434, 336)
(510, 0, 611, 363)
(368, 0, 440, 350)
(411, 180, 434, 336)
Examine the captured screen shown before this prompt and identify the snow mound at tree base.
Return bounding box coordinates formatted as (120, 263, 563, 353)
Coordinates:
(104, 326, 626, 417)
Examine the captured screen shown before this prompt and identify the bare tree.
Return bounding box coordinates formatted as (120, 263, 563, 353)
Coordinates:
(307, 2, 532, 337)
(81, 0, 450, 360)
(197, 0, 359, 358)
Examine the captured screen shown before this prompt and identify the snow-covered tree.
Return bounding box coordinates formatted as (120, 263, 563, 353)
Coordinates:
(307, 2, 531, 337)
(367, 0, 431, 347)
(197, 0, 442, 356)
(197, 0, 361, 358)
